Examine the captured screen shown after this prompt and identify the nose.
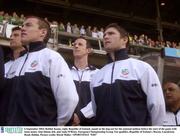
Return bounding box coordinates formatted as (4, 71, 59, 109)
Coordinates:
(103, 33, 109, 40)
(73, 43, 79, 48)
(164, 89, 171, 94)
(21, 26, 25, 32)
(21, 27, 24, 32)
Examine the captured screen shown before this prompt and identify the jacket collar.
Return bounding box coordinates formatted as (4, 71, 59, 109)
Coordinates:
(6, 49, 27, 60)
(27, 41, 46, 52)
(107, 48, 129, 63)
(72, 65, 96, 71)
(7, 41, 46, 60)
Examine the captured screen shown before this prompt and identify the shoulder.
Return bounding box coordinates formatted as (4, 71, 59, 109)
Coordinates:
(40, 48, 65, 61)
(128, 58, 154, 71)
(91, 63, 111, 78)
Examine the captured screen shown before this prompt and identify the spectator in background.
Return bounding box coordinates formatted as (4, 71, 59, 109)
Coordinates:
(72, 24, 80, 35)
(172, 42, 177, 48)
(144, 35, 148, 46)
(132, 34, 138, 45)
(86, 26, 92, 37)
(3, 13, 10, 24)
(80, 25, 86, 36)
(0, 11, 4, 23)
(160, 41, 166, 48)
(0, 16, 79, 126)
(166, 41, 171, 48)
(138, 34, 145, 45)
(10, 12, 19, 25)
(58, 22, 65, 32)
(92, 27, 98, 38)
(90, 23, 165, 126)
(66, 22, 72, 33)
(19, 14, 25, 25)
(150, 40, 156, 48)
(155, 40, 160, 48)
(163, 82, 180, 126)
(98, 27, 104, 39)
(71, 37, 99, 126)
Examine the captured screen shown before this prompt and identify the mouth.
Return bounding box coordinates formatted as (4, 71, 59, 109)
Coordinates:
(21, 33, 27, 37)
(105, 41, 111, 44)
(74, 49, 80, 52)
(166, 95, 173, 99)
(10, 41, 13, 45)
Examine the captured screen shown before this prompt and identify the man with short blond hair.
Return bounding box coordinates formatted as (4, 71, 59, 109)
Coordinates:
(0, 16, 78, 126)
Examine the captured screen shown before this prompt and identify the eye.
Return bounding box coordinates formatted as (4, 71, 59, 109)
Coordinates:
(78, 43, 83, 46)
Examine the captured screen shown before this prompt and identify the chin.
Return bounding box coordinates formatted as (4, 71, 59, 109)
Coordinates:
(21, 40, 29, 45)
(104, 48, 112, 52)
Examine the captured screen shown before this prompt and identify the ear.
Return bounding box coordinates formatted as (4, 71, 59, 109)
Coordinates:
(41, 29, 47, 38)
(87, 48, 93, 54)
(123, 36, 128, 43)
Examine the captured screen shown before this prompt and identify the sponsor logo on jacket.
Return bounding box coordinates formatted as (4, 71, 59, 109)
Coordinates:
(120, 68, 129, 78)
(28, 60, 38, 70)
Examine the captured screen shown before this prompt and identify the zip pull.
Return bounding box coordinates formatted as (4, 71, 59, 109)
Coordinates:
(77, 70, 85, 84)
(19, 50, 29, 76)
(111, 62, 115, 84)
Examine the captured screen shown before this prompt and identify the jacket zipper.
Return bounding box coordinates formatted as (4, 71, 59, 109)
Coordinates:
(175, 114, 178, 125)
(19, 47, 29, 76)
(111, 62, 115, 84)
(109, 62, 115, 118)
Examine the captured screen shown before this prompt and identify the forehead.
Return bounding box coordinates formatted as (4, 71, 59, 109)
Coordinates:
(23, 17, 39, 25)
(164, 83, 179, 89)
(75, 38, 87, 44)
(11, 30, 21, 35)
(104, 27, 120, 34)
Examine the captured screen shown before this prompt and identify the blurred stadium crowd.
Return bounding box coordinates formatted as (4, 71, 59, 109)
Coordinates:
(1, 11, 180, 49)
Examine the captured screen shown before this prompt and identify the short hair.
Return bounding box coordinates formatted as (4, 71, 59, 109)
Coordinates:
(12, 26, 21, 32)
(25, 16, 51, 43)
(104, 23, 129, 47)
(163, 81, 180, 90)
(75, 36, 92, 48)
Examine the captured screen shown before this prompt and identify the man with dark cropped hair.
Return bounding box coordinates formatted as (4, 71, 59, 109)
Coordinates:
(0, 26, 24, 125)
(90, 23, 165, 126)
(70, 36, 99, 126)
(0, 16, 78, 126)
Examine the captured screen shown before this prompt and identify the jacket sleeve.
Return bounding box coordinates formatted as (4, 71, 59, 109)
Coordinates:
(89, 76, 97, 118)
(50, 55, 79, 126)
(140, 64, 166, 126)
(0, 46, 5, 90)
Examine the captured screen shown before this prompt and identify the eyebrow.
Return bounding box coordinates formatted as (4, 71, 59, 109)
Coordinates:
(22, 22, 32, 26)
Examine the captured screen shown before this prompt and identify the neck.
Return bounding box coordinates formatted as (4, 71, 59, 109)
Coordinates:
(109, 52, 115, 61)
(108, 48, 128, 62)
(74, 56, 88, 70)
(168, 102, 180, 113)
(13, 47, 25, 59)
